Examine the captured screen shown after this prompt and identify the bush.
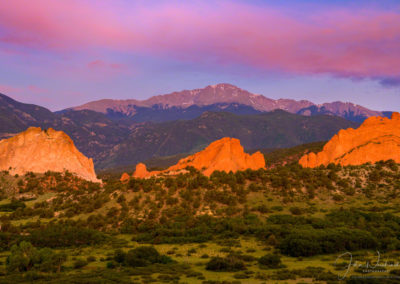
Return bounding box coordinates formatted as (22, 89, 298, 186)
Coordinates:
(87, 256, 96, 262)
(73, 259, 88, 269)
(279, 228, 378, 257)
(106, 261, 117, 269)
(28, 223, 106, 248)
(289, 207, 303, 215)
(0, 200, 26, 212)
(332, 194, 344, 202)
(114, 246, 172, 268)
(206, 256, 246, 272)
(258, 254, 282, 268)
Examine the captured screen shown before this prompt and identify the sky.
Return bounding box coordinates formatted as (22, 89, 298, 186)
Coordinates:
(0, 0, 399, 111)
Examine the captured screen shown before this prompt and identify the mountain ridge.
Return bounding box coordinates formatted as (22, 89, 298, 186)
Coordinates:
(66, 83, 388, 123)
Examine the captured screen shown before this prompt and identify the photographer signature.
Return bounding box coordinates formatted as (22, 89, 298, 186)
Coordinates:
(335, 251, 399, 280)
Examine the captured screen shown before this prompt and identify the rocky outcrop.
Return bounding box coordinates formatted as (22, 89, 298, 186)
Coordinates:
(132, 163, 161, 178)
(167, 137, 265, 176)
(120, 172, 130, 182)
(122, 137, 265, 179)
(299, 112, 400, 167)
(0, 127, 100, 182)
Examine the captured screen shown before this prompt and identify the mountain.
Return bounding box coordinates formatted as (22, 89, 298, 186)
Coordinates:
(297, 102, 383, 123)
(98, 110, 359, 169)
(0, 93, 55, 135)
(68, 83, 387, 123)
(299, 112, 400, 167)
(106, 103, 263, 123)
(0, 92, 373, 171)
(125, 137, 265, 178)
(0, 127, 100, 182)
(0, 93, 130, 162)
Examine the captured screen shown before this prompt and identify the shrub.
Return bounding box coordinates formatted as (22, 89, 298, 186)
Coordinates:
(114, 246, 172, 268)
(87, 256, 96, 262)
(73, 259, 88, 269)
(332, 194, 344, 202)
(289, 207, 303, 215)
(106, 261, 117, 269)
(258, 254, 282, 268)
(206, 256, 246, 272)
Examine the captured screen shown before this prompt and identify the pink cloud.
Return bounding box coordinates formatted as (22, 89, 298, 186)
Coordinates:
(0, 1, 400, 82)
(27, 84, 49, 94)
(0, 83, 49, 97)
(88, 60, 125, 71)
(0, 84, 22, 94)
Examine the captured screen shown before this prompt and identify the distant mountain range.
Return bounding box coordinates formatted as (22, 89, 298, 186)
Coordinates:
(67, 83, 391, 123)
(0, 83, 391, 169)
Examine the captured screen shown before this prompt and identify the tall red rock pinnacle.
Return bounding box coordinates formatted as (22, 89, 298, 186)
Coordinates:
(0, 127, 100, 182)
(299, 112, 400, 167)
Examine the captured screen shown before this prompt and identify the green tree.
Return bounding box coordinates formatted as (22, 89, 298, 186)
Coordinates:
(6, 241, 67, 273)
(6, 241, 38, 272)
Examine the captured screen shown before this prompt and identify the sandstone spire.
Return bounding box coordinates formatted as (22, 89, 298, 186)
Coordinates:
(299, 112, 400, 168)
(0, 127, 100, 182)
(123, 137, 265, 179)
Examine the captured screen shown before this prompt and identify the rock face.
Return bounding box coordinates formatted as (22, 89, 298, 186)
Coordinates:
(123, 137, 265, 179)
(299, 112, 400, 167)
(0, 127, 100, 182)
(167, 137, 265, 176)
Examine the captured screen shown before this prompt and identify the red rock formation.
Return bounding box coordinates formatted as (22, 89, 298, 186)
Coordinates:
(120, 172, 130, 182)
(122, 137, 265, 179)
(0, 127, 100, 182)
(299, 112, 400, 167)
(132, 163, 161, 178)
(167, 137, 265, 176)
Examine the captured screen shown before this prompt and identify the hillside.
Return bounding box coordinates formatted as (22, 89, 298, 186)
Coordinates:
(98, 110, 358, 169)
(107, 103, 263, 123)
(0, 94, 130, 163)
(0, 93, 55, 135)
(1, 159, 400, 282)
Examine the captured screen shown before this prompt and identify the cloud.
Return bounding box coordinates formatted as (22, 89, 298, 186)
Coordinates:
(0, 84, 23, 95)
(0, 83, 51, 102)
(379, 77, 400, 87)
(0, 1, 400, 86)
(88, 60, 125, 71)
